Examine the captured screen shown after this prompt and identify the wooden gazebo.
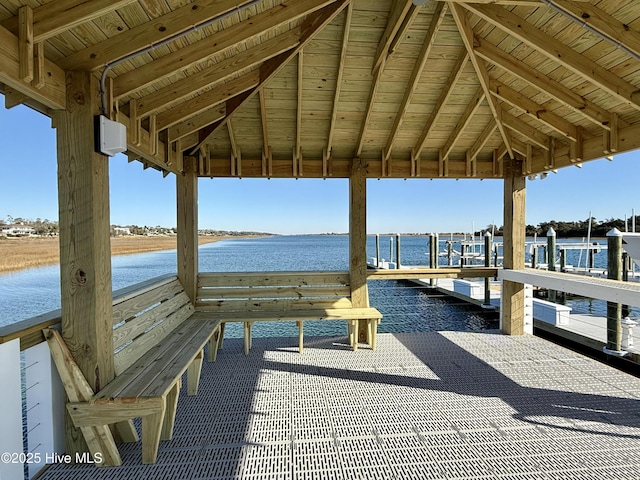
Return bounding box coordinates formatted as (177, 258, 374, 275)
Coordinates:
(2, 0, 640, 466)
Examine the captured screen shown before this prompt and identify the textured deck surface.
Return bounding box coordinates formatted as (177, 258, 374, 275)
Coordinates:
(41, 331, 640, 480)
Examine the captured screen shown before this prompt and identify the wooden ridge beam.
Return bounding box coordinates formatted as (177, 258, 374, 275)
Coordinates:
(2, 0, 135, 44)
(474, 37, 624, 131)
(488, 78, 578, 141)
(450, 3, 514, 159)
(156, 70, 260, 130)
(383, 2, 447, 163)
(113, 0, 337, 98)
(58, 0, 249, 71)
(372, 0, 413, 75)
(136, 29, 301, 117)
(326, 4, 352, 157)
(440, 86, 486, 161)
(0, 25, 65, 110)
(462, 3, 640, 110)
(412, 50, 469, 160)
(192, 0, 349, 154)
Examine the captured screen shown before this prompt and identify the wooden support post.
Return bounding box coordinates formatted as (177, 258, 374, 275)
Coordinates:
(177, 155, 198, 304)
(502, 160, 526, 335)
(429, 233, 438, 286)
(350, 158, 370, 347)
(547, 227, 557, 302)
(560, 248, 566, 273)
(484, 232, 492, 307)
(18, 6, 34, 83)
(375, 234, 380, 267)
(55, 71, 115, 459)
(460, 244, 466, 267)
(395, 233, 401, 270)
(606, 228, 623, 353)
(447, 240, 453, 266)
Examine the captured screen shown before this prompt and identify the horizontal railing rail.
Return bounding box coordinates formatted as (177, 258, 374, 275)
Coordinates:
(367, 267, 499, 280)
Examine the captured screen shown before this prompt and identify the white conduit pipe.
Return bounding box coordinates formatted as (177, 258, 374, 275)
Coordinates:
(539, 0, 640, 63)
(99, 0, 264, 115)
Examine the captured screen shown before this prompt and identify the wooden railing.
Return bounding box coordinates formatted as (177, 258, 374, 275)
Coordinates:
(367, 267, 498, 280)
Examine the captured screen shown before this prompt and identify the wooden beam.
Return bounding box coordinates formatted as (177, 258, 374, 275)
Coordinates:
(489, 78, 578, 141)
(355, 58, 385, 158)
(462, 3, 640, 110)
(177, 156, 198, 304)
(388, 5, 420, 55)
(468, 119, 497, 163)
(295, 50, 303, 172)
(136, 29, 301, 117)
(258, 89, 270, 158)
(326, 5, 352, 155)
(18, 6, 33, 83)
(449, 3, 514, 159)
(115, 109, 173, 174)
(55, 71, 115, 456)
(440, 86, 485, 161)
(475, 37, 621, 130)
(502, 111, 550, 150)
(156, 70, 260, 130)
(412, 50, 469, 160)
(384, 2, 447, 163)
(552, 0, 640, 60)
(372, 0, 413, 74)
(192, 0, 349, 153)
(58, 0, 250, 71)
(113, 0, 336, 98)
(502, 158, 526, 335)
(167, 107, 226, 143)
(0, 25, 65, 110)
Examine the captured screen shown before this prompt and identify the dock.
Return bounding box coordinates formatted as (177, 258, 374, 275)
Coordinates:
(38, 331, 640, 480)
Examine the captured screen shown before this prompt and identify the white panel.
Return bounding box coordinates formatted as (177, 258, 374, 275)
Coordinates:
(0, 339, 25, 480)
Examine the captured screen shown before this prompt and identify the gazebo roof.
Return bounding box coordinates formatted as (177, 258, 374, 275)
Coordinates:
(1, 0, 640, 179)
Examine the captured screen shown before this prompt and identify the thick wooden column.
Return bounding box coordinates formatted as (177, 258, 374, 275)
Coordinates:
(56, 71, 114, 453)
(502, 159, 526, 335)
(349, 159, 370, 344)
(177, 155, 198, 303)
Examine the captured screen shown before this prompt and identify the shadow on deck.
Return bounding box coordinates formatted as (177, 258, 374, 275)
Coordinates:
(40, 331, 640, 480)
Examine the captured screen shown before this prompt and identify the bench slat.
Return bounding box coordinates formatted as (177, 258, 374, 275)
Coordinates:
(113, 292, 191, 350)
(197, 285, 351, 300)
(196, 297, 354, 312)
(113, 279, 183, 325)
(215, 307, 382, 322)
(198, 271, 350, 288)
(114, 302, 194, 376)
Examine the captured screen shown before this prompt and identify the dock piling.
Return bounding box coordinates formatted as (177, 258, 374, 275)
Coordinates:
(396, 234, 401, 269)
(547, 228, 557, 302)
(429, 233, 438, 286)
(483, 232, 492, 307)
(375, 234, 380, 268)
(605, 228, 624, 354)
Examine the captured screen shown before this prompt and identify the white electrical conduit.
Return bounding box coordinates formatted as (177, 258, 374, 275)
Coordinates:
(539, 0, 640, 63)
(99, 0, 264, 116)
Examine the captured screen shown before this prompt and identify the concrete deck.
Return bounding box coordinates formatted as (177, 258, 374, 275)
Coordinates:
(40, 331, 640, 480)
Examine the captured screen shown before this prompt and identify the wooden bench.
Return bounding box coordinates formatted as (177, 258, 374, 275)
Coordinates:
(44, 275, 222, 466)
(197, 271, 382, 354)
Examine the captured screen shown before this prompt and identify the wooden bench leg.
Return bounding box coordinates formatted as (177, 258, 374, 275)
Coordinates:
(161, 382, 180, 441)
(187, 350, 204, 395)
(217, 323, 226, 350)
(297, 320, 304, 353)
(368, 319, 378, 351)
(208, 328, 220, 362)
(141, 397, 166, 464)
(115, 420, 139, 443)
(244, 322, 253, 355)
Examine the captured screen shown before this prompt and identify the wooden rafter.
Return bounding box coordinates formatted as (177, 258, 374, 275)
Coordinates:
(326, 4, 352, 156)
(295, 49, 303, 171)
(388, 5, 420, 55)
(440, 86, 485, 161)
(167, 106, 226, 144)
(156, 71, 260, 130)
(113, 0, 337, 99)
(552, 0, 640, 59)
(383, 2, 447, 163)
(474, 37, 624, 130)
(488, 79, 578, 141)
(355, 60, 384, 159)
(468, 119, 497, 163)
(191, 0, 350, 155)
(502, 111, 550, 150)
(449, 3, 514, 159)
(2, 0, 136, 44)
(412, 50, 469, 160)
(58, 0, 252, 71)
(462, 3, 640, 111)
(136, 29, 302, 117)
(259, 90, 270, 154)
(372, 0, 413, 75)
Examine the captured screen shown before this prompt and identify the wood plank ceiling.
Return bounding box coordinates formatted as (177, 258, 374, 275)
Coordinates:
(1, 0, 640, 179)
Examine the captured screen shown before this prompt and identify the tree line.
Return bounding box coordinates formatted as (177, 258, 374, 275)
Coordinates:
(487, 216, 635, 238)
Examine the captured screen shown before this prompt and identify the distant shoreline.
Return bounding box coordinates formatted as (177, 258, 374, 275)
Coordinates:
(0, 235, 262, 275)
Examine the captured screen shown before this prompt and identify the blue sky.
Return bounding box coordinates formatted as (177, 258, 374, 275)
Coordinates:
(1, 97, 638, 235)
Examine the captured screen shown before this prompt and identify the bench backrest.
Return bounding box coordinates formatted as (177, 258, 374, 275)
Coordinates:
(112, 276, 194, 375)
(196, 271, 352, 312)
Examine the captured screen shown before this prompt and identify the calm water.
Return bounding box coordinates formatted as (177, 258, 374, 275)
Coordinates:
(0, 235, 617, 332)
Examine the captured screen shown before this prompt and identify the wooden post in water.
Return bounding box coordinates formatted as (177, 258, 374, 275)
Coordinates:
(622, 252, 630, 318)
(483, 232, 492, 307)
(588, 245, 596, 270)
(375, 234, 380, 268)
(606, 228, 623, 353)
(502, 160, 527, 335)
(396, 233, 401, 269)
(460, 244, 466, 267)
(177, 155, 199, 304)
(531, 246, 537, 269)
(389, 236, 394, 264)
(55, 71, 115, 459)
(429, 233, 438, 286)
(349, 159, 370, 347)
(447, 240, 453, 266)
(547, 228, 557, 302)
(559, 248, 566, 272)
